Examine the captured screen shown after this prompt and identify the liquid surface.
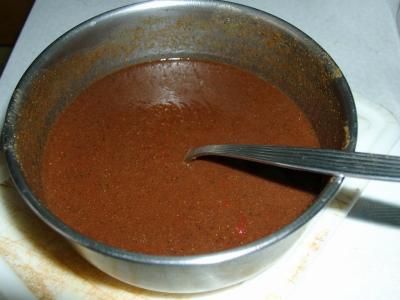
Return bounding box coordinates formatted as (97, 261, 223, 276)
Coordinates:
(41, 59, 321, 255)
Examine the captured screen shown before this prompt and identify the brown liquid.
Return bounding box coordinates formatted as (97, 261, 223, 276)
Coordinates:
(41, 59, 321, 256)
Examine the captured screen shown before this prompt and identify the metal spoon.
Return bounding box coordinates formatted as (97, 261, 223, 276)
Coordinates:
(185, 144, 400, 182)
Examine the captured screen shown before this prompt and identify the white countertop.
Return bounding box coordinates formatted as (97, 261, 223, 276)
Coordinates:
(0, 1, 400, 299)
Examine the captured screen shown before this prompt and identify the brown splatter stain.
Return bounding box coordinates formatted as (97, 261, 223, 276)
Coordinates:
(331, 66, 343, 79)
(0, 184, 173, 300)
(288, 255, 309, 284)
(288, 229, 328, 283)
(0, 240, 54, 300)
(308, 230, 328, 252)
(331, 188, 362, 212)
(342, 125, 351, 149)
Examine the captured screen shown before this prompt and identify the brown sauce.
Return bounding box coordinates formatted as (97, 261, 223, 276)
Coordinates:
(41, 59, 322, 256)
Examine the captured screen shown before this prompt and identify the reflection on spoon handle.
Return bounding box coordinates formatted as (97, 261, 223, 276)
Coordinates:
(185, 144, 400, 182)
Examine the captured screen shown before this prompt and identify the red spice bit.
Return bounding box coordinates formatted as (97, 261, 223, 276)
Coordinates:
(234, 214, 247, 235)
(216, 199, 232, 210)
(222, 199, 232, 208)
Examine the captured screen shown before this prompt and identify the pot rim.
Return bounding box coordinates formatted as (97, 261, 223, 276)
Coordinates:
(1, 0, 357, 267)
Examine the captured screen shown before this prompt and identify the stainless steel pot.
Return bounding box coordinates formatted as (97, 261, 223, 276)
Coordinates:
(1, 0, 357, 293)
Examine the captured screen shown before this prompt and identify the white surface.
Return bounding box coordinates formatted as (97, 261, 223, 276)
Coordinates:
(290, 101, 400, 300)
(0, 257, 35, 300)
(0, 0, 399, 299)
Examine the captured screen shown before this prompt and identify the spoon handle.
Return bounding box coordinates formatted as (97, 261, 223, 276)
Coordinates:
(185, 144, 400, 182)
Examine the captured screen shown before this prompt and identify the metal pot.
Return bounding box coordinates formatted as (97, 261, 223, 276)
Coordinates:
(1, 0, 357, 293)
